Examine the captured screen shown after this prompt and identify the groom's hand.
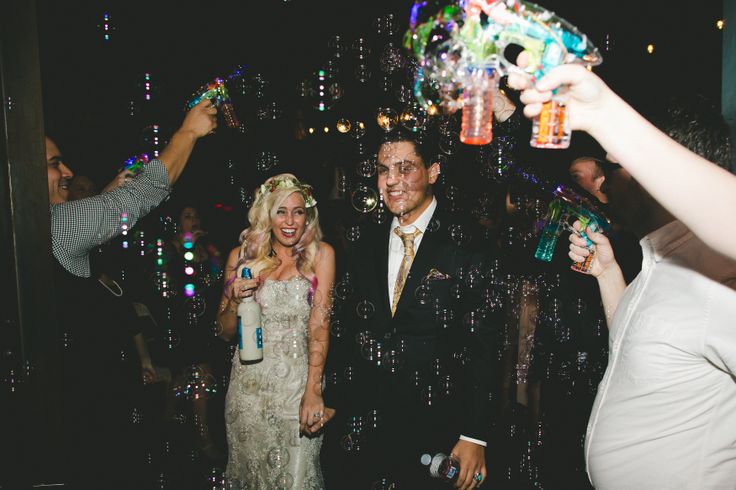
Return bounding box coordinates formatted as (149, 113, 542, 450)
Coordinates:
(451, 439, 486, 489)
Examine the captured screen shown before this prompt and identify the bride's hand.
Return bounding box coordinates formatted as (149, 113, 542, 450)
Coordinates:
(230, 277, 259, 302)
(299, 392, 335, 435)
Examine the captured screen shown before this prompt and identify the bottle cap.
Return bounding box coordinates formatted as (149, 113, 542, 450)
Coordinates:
(420, 453, 431, 466)
(241, 267, 252, 279)
(429, 452, 446, 477)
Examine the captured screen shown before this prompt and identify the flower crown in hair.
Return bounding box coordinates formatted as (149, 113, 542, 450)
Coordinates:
(258, 178, 317, 208)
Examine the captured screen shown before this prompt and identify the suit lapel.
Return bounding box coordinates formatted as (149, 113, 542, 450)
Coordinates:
(374, 221, 392, 320)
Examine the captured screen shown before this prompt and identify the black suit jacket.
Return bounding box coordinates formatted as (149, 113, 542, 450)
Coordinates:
(323, 206, 501, 487)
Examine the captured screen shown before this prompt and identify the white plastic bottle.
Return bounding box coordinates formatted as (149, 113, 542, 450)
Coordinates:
(421, 452, 459, 484)
(237, 267, 263, 362)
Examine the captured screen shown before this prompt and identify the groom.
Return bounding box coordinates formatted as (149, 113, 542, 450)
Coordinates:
(324, 130, 501, 489)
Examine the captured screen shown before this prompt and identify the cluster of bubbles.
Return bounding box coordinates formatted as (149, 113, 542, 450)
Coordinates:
(324, 218, 610, 487)
(218, 449, 294, 489)
(354, 38, 372, 83)
(330, 259, 506, 399)
(0, 8, 619, 490)
(339, 410, 383, 454)
(256, 150, 280, 172)
(257, 101, 285, 121)
(302, 16, 440, 218)
(498, 272, 609, 399)
(375, 106, 429, 134)
(173, 365, 218, 401)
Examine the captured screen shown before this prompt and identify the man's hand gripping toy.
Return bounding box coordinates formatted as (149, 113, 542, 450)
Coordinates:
(119, 153, 150, 176)
(186, 77, 239, 129)
(513, 166, 611, 273)
(535, 184, 610, 273)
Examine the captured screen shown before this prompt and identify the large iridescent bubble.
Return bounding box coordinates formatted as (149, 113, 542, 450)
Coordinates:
(405, 1, 467, 116)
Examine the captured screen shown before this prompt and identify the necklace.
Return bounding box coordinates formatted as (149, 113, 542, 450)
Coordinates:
(98, 277, 123, 297)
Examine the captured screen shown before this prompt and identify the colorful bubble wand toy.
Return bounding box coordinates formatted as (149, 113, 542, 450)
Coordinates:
(405, 0, 602, 148)
(513, 165, 611, 273)
(119, 153, 150, 176)
(186, 76, 240, 129)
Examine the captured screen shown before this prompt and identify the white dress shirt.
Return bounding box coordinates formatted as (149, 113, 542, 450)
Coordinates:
(387, 196, 486, 448)
(585, 220, 736, 489)
(387, 197, 437, 302)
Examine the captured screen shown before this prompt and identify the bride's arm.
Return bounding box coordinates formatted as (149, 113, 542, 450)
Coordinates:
(299, 242, 336, 435)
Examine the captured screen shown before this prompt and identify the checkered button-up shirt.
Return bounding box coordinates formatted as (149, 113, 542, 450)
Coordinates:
(50, 159, 171, 277)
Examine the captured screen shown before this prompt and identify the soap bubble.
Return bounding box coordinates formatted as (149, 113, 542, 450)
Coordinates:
(376, 108, 399, 132)
(336, 118, 352, 133)
(351, 185, 379, 213)
(256, 151, 280, 172)
(356, 299, 376, 320)
(399, 106, 427, 132)
(415, 284, 433, 305)
(329, 319, 345, 338)
(266, 447, 291, 469)
(379, 44, 404, 74)
(346, 225, 362, 242)
(356, 157, 377, 178)
(273, 472, 294, 490)
(351, 121, 367, 139)
(355, 64, 372, 83)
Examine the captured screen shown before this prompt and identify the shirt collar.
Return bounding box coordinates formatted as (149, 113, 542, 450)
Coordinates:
(390, 196, 437, 234)
(640, 220, 693, 262)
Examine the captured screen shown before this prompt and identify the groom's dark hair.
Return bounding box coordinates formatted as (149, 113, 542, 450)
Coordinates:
(379, 127, 439, 168)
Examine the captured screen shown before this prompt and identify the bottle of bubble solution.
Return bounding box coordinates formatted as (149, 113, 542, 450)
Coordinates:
(237, 267, 263, 363)
(421, 452, 459, 484)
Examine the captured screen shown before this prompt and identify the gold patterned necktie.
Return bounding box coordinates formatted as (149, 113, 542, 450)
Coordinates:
(392, 227, 422, 316)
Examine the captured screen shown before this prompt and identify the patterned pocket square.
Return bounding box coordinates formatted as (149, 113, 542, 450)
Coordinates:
(424, 268, 451, 282)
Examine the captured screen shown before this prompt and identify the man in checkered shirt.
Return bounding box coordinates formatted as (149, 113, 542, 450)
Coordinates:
(48, 99, 216, 277)
(45, 99, 216, 487)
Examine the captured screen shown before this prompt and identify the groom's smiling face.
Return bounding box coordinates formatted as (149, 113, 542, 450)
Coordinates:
(377, 140, 439, 225)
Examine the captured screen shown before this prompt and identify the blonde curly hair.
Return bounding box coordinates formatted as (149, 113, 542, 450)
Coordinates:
(237, 173, 323, 278)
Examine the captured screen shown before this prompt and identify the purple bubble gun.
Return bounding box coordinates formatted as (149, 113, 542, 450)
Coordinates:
(119, 153, 150, 176)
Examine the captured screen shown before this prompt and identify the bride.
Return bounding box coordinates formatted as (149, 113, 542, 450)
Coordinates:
(216, 173, 336, 489)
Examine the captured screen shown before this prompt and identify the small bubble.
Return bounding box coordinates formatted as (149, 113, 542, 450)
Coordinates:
(266, 447, 291, 469)
(356, 299, 376, 320)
